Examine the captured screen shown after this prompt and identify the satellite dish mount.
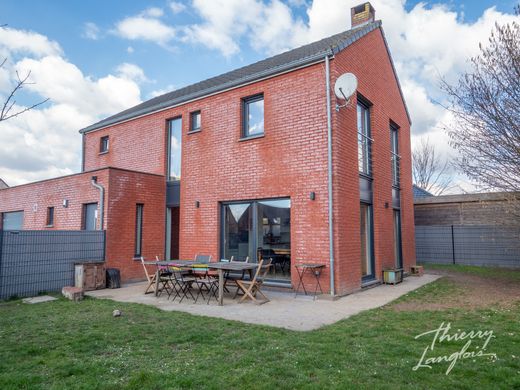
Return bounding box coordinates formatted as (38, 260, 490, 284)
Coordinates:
(334, 73, 358, 111)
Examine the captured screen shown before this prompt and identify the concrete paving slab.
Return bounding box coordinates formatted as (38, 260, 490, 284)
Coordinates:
(86, 274, 440, 331)
(22, 295, 58, 304)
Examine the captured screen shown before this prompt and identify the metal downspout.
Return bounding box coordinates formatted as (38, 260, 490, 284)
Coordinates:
(325, 54, 335, 296)
(90, 177, 105, 231)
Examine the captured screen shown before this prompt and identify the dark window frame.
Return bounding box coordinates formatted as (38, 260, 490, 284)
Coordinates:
(241, 93, 265, 139)
(99, 136, 109, 153)
(189, 110, 201, 133)
(46, 206, 55, 227)
(360, 201, 375, 282)
(390, 121, 400, 188)
(134, 203, 144, 257)
(82, 203, 98, 230)
(167, 116, 183, 181)
(357, 95, 373, 177)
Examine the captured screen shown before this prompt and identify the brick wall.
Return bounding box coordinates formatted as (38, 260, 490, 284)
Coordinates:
(331, 28, 416, 293)
(0, 168, 165, 282)
(0, 169, 109, 230)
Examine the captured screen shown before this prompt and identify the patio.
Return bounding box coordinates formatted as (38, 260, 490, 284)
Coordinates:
(86, 274, 439, 331)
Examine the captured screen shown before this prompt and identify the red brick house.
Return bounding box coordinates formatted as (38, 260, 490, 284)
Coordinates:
(0, 3, 415, 295)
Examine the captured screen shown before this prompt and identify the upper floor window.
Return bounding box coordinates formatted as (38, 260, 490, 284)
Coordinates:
(242, 94, 264, 138)
(82, 203, 98, 230)
(100, 136, 109, 153)
(1, 211, 24, 230)
(46, 206, 55, 227)
(190, 111, 201, 132)
(168, 117, 182, 181)
(357, 99, 372, 175)
(390, 123, 400, 187)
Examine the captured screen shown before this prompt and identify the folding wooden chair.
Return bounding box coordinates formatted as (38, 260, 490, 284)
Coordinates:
(141, 257, 157, 294)
(169, 267, 197, 303)
(236, 259, 272, 305)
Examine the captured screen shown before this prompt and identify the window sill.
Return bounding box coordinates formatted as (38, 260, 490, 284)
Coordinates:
(98, 151, 109, 155)
(188, 129, 201, 134)
(239, 134, 265, 142)
(359, 172, 373, 181)
(133, 256, 143, 261)
(44, 225, 54, 228)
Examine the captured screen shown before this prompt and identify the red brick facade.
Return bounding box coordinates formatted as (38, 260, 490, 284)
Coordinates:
(0, 25, 415, 293)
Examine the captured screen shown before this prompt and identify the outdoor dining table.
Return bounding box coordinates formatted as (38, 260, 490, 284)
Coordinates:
(151, 260, 199, 297)
(207, 262, 259, 306)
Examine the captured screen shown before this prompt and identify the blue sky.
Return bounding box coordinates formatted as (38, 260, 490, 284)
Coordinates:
(0, 0, 519, 190)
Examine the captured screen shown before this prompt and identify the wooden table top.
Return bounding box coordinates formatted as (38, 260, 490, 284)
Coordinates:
(207, 262, 259, 271)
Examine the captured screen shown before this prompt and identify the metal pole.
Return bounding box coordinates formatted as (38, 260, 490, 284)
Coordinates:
(451, 225, 456, 264)
(325, 54, 335, 296)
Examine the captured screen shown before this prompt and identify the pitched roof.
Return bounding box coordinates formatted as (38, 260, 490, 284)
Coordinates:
(413, 185, 434, 199)
(80, 21, 382, 134)
(0, 178, 8, 189)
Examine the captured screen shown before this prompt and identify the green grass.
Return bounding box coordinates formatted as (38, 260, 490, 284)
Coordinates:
(421, 263, 520, 282)
(1, 271, 519, 389)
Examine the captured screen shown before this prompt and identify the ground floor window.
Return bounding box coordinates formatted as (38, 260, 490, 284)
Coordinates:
(221, 198, 290, 281)
(82, 203, 98, 231)
(135, 204, 144, 257)
(393, 209, 403, 268)
(1, 211, 24, 230)
(360, 203, 374, 280)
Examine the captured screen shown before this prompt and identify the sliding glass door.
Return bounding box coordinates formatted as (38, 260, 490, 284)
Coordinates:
(221, 198, 291, 281)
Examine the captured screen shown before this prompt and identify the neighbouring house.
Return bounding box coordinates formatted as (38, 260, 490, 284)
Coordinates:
(413, 184, 433, 200)
(0, 178, 8, 189)
(0, 2, 415, 295)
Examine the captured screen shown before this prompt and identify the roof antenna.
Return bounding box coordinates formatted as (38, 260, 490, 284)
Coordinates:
(334, 73, 358, 111)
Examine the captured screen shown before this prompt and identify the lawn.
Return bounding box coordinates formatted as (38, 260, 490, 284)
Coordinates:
(1, 265, 519, 389)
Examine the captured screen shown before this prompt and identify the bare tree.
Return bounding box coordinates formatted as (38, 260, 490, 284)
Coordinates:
(440, 9, 520, 193)
(0, 25, 49, 123)
(412, 137, 453, 195)
(0, 58, 49, 122)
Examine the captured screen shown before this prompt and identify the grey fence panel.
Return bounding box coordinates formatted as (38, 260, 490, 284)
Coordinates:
(416, 225, 520, 268)
(0, 230, 105, 300)
(415, 226, 454, 264)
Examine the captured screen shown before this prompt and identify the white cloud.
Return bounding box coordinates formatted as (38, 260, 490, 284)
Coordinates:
(114, 13, 175, 44)
(143, 7, 164, 18)
(0, 26, 62, 58)
(0, 28, 143, 186)
(148, 84, 176, 99)
(127, 46, 134, 53)
(169, 1, 187, 14)
(82, 22, 100, 40)
(116, 63, 149, 83)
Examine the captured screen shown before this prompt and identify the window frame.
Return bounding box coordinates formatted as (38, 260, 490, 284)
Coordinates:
(241, 93, 265, 139)
(167, 116, 183, 181)
(360, 202, 375, 282)
(82, 203, 98, 230)
(390, 122, 400, 188)
(46, 206, 55, 227)
(189, 110, 201, 133)
(134, 203, 144, 258)
(1, 210, 24, 230)
(99, 136, 109, 154)
(357, 96, 373, 177)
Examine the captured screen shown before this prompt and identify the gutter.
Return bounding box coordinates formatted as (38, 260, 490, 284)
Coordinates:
(90, 176, 105, 231)
(325, 54, 335, 296)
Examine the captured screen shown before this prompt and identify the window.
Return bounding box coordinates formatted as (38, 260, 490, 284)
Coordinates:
(135, 204, 144, 257)
(100, 136, 109, 153)
(393, 210, 403, 268)
(242, 94, 264, 138)
(167, 117, 182, 181)
(46, 207, 54, 227)
(82, 203, 98, 230)
(190, 111, 201, 132)
(390, 123, 400, 187)
(360, 203, 374, 280)
(1, 211, 24, 230)
(357, 99, 372, 175)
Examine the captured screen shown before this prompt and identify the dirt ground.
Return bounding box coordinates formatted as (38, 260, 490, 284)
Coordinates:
(391, 268, 520, 311)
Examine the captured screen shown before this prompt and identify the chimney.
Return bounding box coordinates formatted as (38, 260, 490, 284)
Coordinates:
(351, 2, 376, 28)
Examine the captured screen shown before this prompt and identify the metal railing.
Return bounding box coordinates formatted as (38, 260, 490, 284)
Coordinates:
(0, 230, 105, 300)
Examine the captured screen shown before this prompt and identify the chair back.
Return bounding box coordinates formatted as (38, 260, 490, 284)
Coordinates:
(194, 254, 212, 263)
(140, 257, 154, 282)
(258, 258, 272, 281)
(220, 256, 234, 263)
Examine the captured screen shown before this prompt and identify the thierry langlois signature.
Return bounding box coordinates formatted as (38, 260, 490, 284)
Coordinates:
(413, 322, 497, 375)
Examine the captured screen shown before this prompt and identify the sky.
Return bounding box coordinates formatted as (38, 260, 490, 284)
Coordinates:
(0, 0, 519, 191)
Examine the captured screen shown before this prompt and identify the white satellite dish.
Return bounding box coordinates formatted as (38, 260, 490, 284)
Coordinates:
(334, 73, 357, 110)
